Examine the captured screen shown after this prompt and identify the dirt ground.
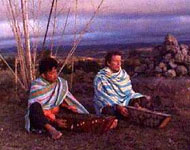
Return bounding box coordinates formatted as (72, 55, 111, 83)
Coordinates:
(0, 70, 190, 150)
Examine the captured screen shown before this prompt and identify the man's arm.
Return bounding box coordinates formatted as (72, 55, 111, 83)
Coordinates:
(61, 99, 78, 113)
(60, 91, 89, 114)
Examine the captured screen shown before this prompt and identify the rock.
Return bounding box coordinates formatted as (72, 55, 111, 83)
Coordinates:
(164, 34, 179, 46)
(122, 34, 190, 78)
(169, 61, 177, 69)
(163, 34, 180, 54)
(124, 58, 141, 66)
(184, 55, 190, 64)
(163, 53, 172, 63)
(159, 62, 167, 72)
(148, 63, 154, 70)
(134, 64, 147, 73)
(175, 52, 185, 63)
(180, 44, 189, 50)
(155, 66, 162, 73)
(155, 73, 163, 77)
(181, 48, 188, 56)
(143, 58, 152, 64)
(165, 69, 176, 78)
(176, 65, 188, 76)
(164, 45, 180, 53)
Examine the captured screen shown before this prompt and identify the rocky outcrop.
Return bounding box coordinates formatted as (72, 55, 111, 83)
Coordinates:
(124, 34, 190, 78)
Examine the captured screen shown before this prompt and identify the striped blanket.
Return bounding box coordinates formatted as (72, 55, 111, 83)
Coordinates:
(25, 77, 89, 132)
(93, 67, 144, 115)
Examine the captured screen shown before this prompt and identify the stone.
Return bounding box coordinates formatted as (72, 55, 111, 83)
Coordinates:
(175, 52, 185, 63)
(163, 53, 172, 63)
(159, 62, 167, 72)
(176, 65, 188, 76)
(163, 34, 180, 54)
(164, 34, 179, 46)
(180, 44, 189, 50)
(169, 61, 177, 69)
(122, 34, 190, 78)
(134, 64, 147, 73)
(124, 58, 141, 66)
(165, 69, 176, 78)
(148, 63, 154, 70)
(184, 55, 190, 64)
(143, 58, 152, 64)
(181, 48, 188, 56)
(155, 66, 162, 73)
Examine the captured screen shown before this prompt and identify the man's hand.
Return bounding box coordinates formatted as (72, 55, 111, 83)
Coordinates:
(43, 110, 56, 122)
(116, 105, 129, 117)
(56, 119, 68, 128)
(133, 102, 142, 109)
(67, 105, 78, 113)
(61, 102, 78, 113)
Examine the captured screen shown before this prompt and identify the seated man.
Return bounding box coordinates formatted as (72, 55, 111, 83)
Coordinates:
(93, 51, 151, 118)
(25, 57, 117, 140)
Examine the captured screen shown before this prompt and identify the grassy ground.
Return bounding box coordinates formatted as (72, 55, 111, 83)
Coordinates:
(0, 70, 190, 150)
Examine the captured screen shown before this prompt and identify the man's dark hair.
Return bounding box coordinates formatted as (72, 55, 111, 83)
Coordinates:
(105, 51, 122, 66)
(39, 57, 58, 74)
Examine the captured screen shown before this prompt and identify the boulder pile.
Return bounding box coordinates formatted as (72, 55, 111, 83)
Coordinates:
(125, 34, 190, 78)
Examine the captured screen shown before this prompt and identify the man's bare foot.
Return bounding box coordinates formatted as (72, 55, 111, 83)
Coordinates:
(110, 119, 118, 129)
(50, 128, 62, 140)
(45, 124, 62, 140)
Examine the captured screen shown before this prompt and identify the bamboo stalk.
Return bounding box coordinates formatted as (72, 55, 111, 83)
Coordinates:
(15, 57, 18, 100)
(21, 0, 33, 84)
(50, 0, 58, 54)
(42, 0, 56, 50)
(70, 0, 78, 90)
(15, 57, 18, 87)
(30, 0, 42, 78)
(7, 0, 28, 88)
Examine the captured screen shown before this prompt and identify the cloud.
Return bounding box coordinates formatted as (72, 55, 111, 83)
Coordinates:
(1, 0, 190, 18)
(1, 0, 190, 47)
(103, 0, 190, 15)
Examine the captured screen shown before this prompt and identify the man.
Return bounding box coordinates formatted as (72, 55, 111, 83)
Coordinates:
(93, 51, 151, 117)
(25, 57, 117, 140)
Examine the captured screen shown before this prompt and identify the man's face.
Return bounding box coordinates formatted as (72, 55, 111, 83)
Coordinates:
(107, 55, 121, 73)
(43, 67, 58, 83)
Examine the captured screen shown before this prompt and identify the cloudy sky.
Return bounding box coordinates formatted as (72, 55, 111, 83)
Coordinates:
(0, 0, 190, 48)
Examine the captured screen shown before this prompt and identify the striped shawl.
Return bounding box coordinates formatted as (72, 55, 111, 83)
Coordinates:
(93, 67, 144, 115)
(25, 77, 89, 132)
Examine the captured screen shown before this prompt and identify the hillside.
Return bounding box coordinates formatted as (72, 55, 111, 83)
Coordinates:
(0, 68, 190, 150)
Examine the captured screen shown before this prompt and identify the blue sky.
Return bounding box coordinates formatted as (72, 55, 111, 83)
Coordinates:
(0, 0, 190, 48)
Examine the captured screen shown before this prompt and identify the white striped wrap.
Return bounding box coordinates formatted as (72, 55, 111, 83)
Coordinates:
(93, 67, 144, 115)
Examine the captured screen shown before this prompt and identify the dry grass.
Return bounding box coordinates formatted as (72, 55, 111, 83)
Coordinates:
(0, 69, 190, 150)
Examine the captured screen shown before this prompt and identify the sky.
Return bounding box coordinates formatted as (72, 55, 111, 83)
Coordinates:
(0, 0, 190, 48)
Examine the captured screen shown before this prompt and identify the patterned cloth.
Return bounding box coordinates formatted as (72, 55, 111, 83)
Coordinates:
(93, 67, 144, 115)
(25, 77, 89, 132)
